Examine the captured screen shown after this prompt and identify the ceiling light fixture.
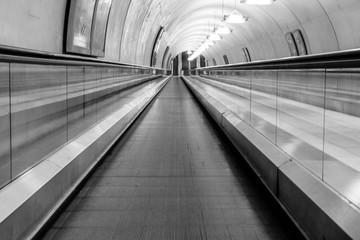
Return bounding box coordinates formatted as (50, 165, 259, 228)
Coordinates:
(215, 25, 233, 35)
(188, 49, 202, 61)
(200, 43, 210, 50)
(215, 0, 233, 35)
(205, 40, 215, 46)
(208, 33, 222, 41)
(200, 42, 210, 48)
(189, 9, 223, 61)
(224, 10, 248, 24)
(187, 50, 193, 55)
(240, 0, 275, 5)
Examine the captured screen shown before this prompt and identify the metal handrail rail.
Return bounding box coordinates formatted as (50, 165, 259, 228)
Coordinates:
(196, 48, 360, 70)
(0, 44, 167, 70)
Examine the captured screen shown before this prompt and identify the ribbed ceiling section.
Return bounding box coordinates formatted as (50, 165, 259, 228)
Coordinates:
(116, 0, 360, 66)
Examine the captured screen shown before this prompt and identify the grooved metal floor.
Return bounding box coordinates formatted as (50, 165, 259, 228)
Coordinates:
(41, 77, 303, 240)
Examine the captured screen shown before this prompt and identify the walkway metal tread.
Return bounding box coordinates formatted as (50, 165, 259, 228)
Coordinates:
(40, 77, 303, 240)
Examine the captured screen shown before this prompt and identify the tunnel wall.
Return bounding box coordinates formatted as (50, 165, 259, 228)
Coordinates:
(201, 0, 360, 66)
(1, 1, 360, 68)
(0, 0, 67, 53)
(104, 0, 132, 62)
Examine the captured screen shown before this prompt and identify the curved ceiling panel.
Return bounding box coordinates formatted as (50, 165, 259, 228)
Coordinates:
(105, 0, 132, 61)
(1, 0, 359, 67)
(115, 0, 360, 66)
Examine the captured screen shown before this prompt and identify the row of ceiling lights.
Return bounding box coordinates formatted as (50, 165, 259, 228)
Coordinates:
(188, 0, 275, 61)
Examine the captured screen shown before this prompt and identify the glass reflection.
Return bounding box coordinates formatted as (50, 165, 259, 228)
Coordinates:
(0, 62, 161, 190)
(96, 67, 115, 121)
(10, 64, 67, 178)
(251, 70, 277, 142)
(324, 70, 360, 207)
(0, 63, 10, 187)
(83, 66, 98, 129)
(276, 70, 325, 178)
(192, 67, 360, 209)
(236, 71, 252, 124)
(67, 66, 86, 140)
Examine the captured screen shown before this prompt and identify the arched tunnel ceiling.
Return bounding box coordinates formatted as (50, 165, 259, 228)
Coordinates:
(115, 0, 360, 67)
(0, 0, 359, 67)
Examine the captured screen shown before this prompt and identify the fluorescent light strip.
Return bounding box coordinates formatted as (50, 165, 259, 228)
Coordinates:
(215, 26, 232, 35)
(240, 0, 275, 5)
(224, 10, 247, 24)
(208, 33, 222, 41)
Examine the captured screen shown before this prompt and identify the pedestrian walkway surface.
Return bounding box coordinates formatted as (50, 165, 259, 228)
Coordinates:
(41, 77, 303, 240)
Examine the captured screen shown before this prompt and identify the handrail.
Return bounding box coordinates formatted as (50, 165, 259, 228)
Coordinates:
(0, 44, 168, 70)
(196, 48, 360, 70)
